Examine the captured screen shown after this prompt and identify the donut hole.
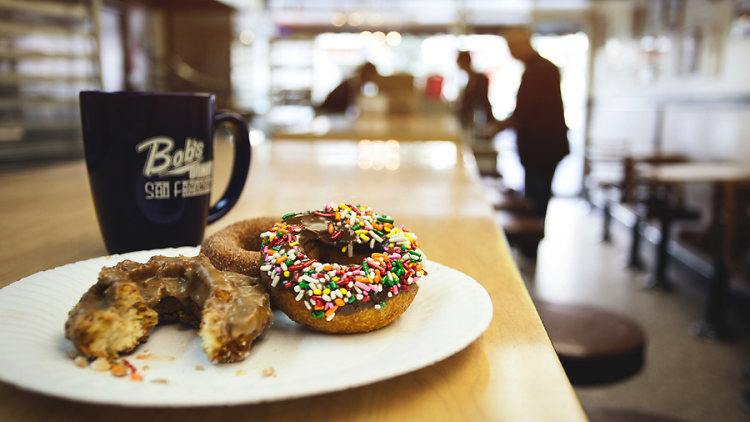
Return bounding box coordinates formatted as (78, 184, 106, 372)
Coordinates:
(238, 233, 263, 253)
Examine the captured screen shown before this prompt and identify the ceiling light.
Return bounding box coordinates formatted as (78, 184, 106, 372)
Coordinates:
(331, 12, 347, 27)
(239, 30, 254, 45)
(386, 31, 401, 46)
(348, 12, 364, 27)
(360, 31, 373, 45)
(373, 31, 386, 45)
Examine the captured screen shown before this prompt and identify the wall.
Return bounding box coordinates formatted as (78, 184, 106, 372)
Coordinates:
(167, 10, 233, 108)
(588, 0, 750, 164)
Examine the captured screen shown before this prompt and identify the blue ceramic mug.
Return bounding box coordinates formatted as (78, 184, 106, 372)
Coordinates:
(79, 91, 250, 254)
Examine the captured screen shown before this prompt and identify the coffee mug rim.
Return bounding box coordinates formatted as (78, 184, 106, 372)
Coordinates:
(80, 90, 214, 99)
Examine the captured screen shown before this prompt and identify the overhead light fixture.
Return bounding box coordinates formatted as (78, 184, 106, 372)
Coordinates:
(373, 31, 386, 45)
(386, 31, 401, 46)
(331, 12, 347, 27)
(640, 35, 655, 52)
(239, 30, 254, 45)
(348, 12, 364, 27)
(360, 31, 373, 45)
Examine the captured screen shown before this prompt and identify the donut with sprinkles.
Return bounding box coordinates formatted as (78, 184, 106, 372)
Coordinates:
(259, 203, 427, 333)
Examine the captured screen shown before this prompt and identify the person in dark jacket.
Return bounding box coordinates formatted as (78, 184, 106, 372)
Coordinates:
(456, 51, 494, 129)
(316, 62, 380, 115)
(492, 27, 569, 221)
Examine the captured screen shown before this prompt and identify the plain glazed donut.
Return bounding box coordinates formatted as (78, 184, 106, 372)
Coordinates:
(200, 216, 279, 278)
(65, 255, 273, 363)
(259, 203, 428, 333)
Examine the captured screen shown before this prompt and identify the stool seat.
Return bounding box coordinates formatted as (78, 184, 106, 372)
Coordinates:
(534, 300, 646, 385)
(496, 211, 545, 256)
(493, 196, 531, 212)
(496, 211, 545, 235)
(489, 189, 531, 212)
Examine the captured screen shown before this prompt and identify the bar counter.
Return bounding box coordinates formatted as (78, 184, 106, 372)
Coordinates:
(271, 107, 463, 142)
(0, 139, 586, 422)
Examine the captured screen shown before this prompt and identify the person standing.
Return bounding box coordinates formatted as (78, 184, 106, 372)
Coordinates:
(456, 51, 494, 130)
(492, 27, 569, 221)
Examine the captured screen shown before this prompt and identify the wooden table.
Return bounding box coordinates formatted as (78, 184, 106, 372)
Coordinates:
(639, 162, 750, 339)
(0, 139, 586, 422)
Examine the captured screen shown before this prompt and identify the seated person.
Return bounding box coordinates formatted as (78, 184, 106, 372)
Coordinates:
(315, 62, 380, 115)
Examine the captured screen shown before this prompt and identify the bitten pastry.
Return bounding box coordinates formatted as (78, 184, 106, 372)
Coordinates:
(258, 203, 427, 333)
(65, 255, 273, 363)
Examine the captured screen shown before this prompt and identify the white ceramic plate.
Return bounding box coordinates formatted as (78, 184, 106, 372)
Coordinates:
(0, 247, 493, 407)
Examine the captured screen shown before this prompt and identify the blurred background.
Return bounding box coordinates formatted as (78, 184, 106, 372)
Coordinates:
(2, 0, 750, 421)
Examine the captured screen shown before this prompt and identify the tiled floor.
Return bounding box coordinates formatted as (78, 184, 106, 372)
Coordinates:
(513, 198, 750, 422)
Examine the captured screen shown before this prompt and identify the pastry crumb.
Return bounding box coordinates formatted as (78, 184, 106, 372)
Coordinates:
(195, 366, 205, 371)
(151, 379, 169, 384)
(236, 370, 247, 376)
(111, 364, 128, 377)
(91, 357, 111, 372)
(262, 367, 276, 378)
(141, 365, 150, 371)
(136, 353, 175, 361)
(73, 356, 88, 368)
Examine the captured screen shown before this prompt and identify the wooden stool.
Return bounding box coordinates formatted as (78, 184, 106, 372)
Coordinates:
(497, 211, 545, 240)
(535, 301, 691, 422)
(480, 174, 531, 212)
(496, 210, 545, 258)
(534, 299, 646, 385)
(492, 189, 531, 213)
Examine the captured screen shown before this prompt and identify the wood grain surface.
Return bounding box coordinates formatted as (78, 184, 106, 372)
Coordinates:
(0, 139, 586, 422)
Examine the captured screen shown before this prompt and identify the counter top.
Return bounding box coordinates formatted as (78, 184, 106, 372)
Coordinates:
(0, 139, 585, 422)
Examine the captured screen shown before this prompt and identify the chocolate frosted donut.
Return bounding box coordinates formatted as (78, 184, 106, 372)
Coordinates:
(259, 203, 427, 333)
(65, 255, 273, 363)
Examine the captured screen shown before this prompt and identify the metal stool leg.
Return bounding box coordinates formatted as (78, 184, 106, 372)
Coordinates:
(624, 217, 644, 270)
(644, 215, 673, 291)
(602, 200, 612, 243)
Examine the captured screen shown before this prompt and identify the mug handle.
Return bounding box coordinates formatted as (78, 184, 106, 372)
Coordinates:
(207, 112, 251, 224)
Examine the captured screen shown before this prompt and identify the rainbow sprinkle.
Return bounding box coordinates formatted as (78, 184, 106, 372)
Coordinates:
(260, 203, 427, 321)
